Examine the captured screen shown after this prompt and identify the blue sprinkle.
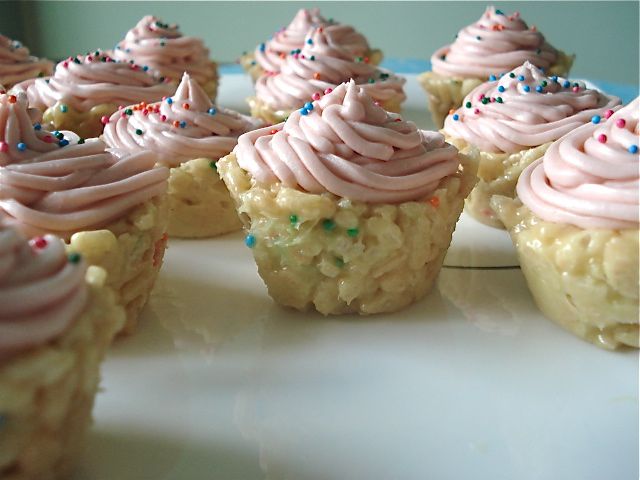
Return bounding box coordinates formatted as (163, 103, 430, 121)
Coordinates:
(591, 115, 601, 124)
(306, 38, 313, 45)
(551, 75, 558, 83)
(17, 142, 26, 151)
(629, 144, 638, 154)
(523, 85, 531, 92)
(476, 36, 482, 41)
(495, 9, 504, 15)
(166, 97, 173, 104)
(536, 85, 543, 93)
(489, 74, 497, 81)
(33, 123, 41, 131)
(58, 139, 69, 147)
(517, 75, 525, 81)
(142, 66, 149, 71)
(304, 102, 313, 111)
(296, 48, 301, 54)
(60, 104, 68, 113)
(259, 43, 266, 52)
(563, 80, 570, 88)
(179, 121, 186, 128)
(497, 85, 505, 93)
(452, 113, 460, 121)
(208, 107, 217, 115)
(300, 107, 309, 116)
(245, 234, 256, 248)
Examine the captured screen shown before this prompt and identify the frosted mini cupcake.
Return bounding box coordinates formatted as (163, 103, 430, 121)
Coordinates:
(443, 61, 620, 228)
(0, 35, 53, 88)
(492, 98, 639, 350)
(240, 8, 382, 82)
(249, 28, 405, 124)
(20, 50, 173, 139)
(103, 73, 262, 238)
(113, 16, 219, 99)
(0, 227, 124, 479)
(0, 92, 169, 334)
(219, 80, 477, 315)
(419, 6, 574, 127)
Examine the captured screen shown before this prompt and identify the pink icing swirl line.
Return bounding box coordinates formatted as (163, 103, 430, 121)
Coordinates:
(0, 228, 88, 358)
(236, 80, 459, 203)
(431, 6, 560, 79)
(113, 16, 217, 85)
(21, 50, 173, 112)
(254, 8, 370, 74)
(103, 73, 261, 167)
(443, 61, 621, 153)
(255, 28, 404, 111)
(0, 35, 53, 87)
(0, 92, 168, 239)
(516, 97, 639, 230)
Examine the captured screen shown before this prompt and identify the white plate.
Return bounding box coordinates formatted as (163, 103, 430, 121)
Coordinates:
(73, 74, 638, 480)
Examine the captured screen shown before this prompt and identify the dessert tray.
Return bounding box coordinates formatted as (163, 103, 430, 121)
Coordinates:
(72, 69, 638, 480)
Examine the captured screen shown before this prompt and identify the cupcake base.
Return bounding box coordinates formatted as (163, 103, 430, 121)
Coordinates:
(446, 137, 551, 228)
(167, 158, 242, 238)
(0, 269, 125, 480)
(42, 102, 117, 140)
(218, 151, 477, 315)
(67, 195, 169, 335)
(491, 196, 639, 350)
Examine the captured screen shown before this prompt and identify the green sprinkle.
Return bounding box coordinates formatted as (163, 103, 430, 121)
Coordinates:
(322, 219, 336, 231)
(368, 78, 375, 84)
(541, 80, 548, 87)
(67, 252, 82, 264)
(78, 138, 85, 144)
(335, 257, 344, 267)
(347, 228, 359, 237)
(125, 108, 133, 115)
(135, 129, 143, 135)
(465, 101, 472, 108)
(209, 160, 217, 170)
(509, 72, 516, 78)
(496, 97, 503, 103)
(60, 104, 68, 113)
(289, 214, 298, 225)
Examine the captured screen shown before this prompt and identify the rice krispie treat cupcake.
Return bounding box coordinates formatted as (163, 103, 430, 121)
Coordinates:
(248, 28, 405, 124)
(219, 80, 477, 315)
(0, 92, 169, 334)
(419, 6, 575, 127)
(18, 50, 173, 139)
(0, 227, 125, 480)
(113, 15, 219, 100)
(103, 73, 262, 238)
(491, 98, 639, 350)
(240, 8, 382, 82)
(0, 34, 53, 88)
(443, 61, 620, 228)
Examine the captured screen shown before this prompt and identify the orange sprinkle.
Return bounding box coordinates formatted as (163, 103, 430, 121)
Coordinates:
(364, 56, 370, 63)
(172, 120, 180, 128)
(8, 95, 16, 104)
(183, 103, 190, 110)
(270, 129, 278, 134)
(429, 197, 440, 208)
(313, 72, 321, 80)
(279, 52, 286, 59)
(448, 109, 456, 115)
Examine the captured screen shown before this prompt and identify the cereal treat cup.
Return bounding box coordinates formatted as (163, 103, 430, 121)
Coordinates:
(0, 35, 53, 88)
(113, 16, 219, 100)
(240, 8, 382, 82)
(491, 98, 639, 350)
(18, 50, 173, 139)
(0, 92, 169, 335)
(219, 81, 477, 315)
(419, 6, 574, 127)
(248, 27, 404, 124)
(0, 228, 125, 480)
(103, 73, 262, 238)
(443, 61, 620, 228)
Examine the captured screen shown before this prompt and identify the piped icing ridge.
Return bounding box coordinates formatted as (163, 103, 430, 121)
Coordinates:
(0, 227, 88, 358)
(255, 28, 404, 111)
(0, 92, 169, 238)
(103, 73, 261, 167)
(431, 6, 560, 79)
(113, 15, 217, 86)
(443, 62, 621, 153)
(236, 80, 459, 203)
(0, 35, 53, 88)
(517, 97, 639, 230)
(22, 50, 174, 112)
(254, 8, 370, 74)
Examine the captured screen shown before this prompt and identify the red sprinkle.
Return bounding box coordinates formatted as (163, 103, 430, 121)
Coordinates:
(0, 141, 8, 152)
(270, 129, 278, 134)
(182, 103, 190, 110)
(616, 119, 626, 128)
(597, 134, 607, 143)
(604, 109, 614, 119)
(161, 114, 167, 121)
(324, 88, 333, 94)
(572, 86, 579, 92)
(32, 237, 48, 249)
(100, 115, 109, 125)
(312, 92, 321, 101)
(8, 95, 16, 104)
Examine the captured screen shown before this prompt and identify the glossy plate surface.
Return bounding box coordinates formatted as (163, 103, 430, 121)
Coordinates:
(73, 73, 638, 480)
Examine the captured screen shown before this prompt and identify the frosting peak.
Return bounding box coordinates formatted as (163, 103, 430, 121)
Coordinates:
(517, 98, 639, 230)
(237, 80, 459, 203)
(0, 35, 53, 88)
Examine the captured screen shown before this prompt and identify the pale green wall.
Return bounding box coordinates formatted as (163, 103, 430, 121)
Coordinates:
(3, 1, 639, 84)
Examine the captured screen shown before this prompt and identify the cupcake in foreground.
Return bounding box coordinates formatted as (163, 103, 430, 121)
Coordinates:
(443, 61, 620, 228)
(103, 73, 262, 238)
(0, 92, 169, 335)
(419, 6, 575, 127)
(113, 15, 219, 99)
(0, 34, 53, 88)
(249, 28, 405, 124)
(491, 98, 639, 350)
(18, 50, 173, 139)
(240, 8, 382, 82)
(218, 80, 477, 315)
(0, 227, 125, 479)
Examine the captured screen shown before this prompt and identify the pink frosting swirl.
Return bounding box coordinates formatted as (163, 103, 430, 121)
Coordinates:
(255, 28, 404, 111)
(517, 97, 639, 230)
(254, 8, 371, 74)
(0, 227, 88, 358)
(431, 6, 560, 79)
(21, 50, 173, 112)
(443, 62, 621, 153)
(236, 80, 459, 203)
(0, 92, 168, 239)
(113, 15, 217, 86)
(103, 73, 262, 167)
(0, 35, 53, 88)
